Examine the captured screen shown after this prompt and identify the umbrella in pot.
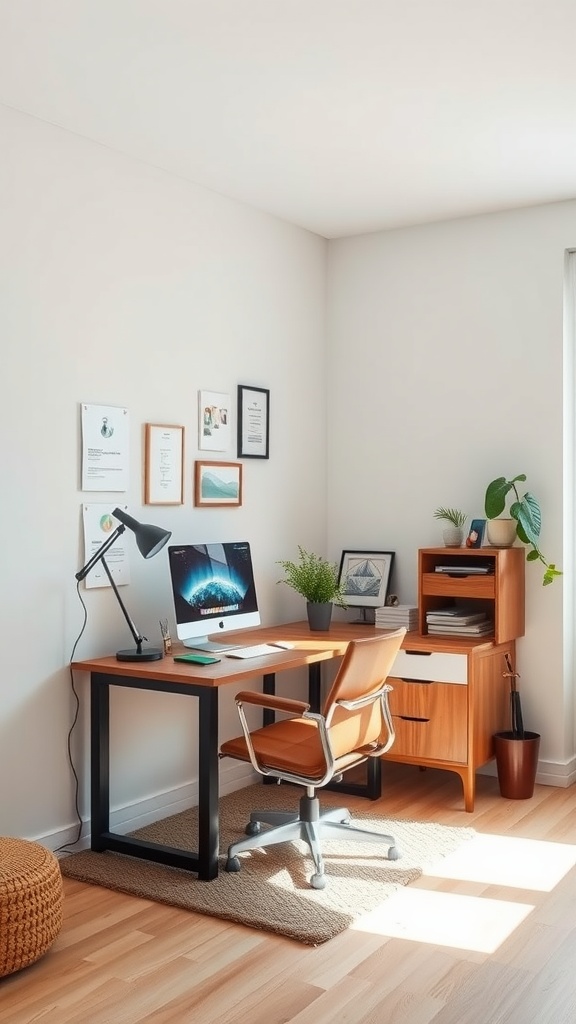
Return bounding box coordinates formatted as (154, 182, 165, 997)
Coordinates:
(504, 652, 524, 739)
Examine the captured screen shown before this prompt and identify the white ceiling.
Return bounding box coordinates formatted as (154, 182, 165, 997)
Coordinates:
(2, 0, 576, 238)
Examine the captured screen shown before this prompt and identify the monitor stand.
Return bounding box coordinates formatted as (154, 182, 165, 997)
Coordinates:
(183, 637, 241, 653)
(351, 607, 376, 625)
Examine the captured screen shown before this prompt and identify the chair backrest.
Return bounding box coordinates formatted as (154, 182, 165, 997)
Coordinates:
(322, 628, 406, 759)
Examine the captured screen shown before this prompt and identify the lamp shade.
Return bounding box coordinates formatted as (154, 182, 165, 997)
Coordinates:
(112, 508, 171, 559)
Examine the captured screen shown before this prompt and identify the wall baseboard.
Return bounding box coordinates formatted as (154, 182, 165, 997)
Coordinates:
(44, 755, 576, 854)
(47, 763, 258, 854)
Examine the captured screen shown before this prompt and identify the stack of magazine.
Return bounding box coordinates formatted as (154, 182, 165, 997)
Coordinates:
(375, 605, 418, 630)
(426, 605, 493, 636)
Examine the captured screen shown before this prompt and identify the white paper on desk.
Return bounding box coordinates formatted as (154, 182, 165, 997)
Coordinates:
(81, 504, 131, 589)
(81, 403, 129, 491)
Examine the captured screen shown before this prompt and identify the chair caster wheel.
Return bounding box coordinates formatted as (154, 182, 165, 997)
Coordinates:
(245, 821, 261, 837)
(388, 846, 401, 861)
(226, 856, 241, 872)
(310, 873, 327, 890)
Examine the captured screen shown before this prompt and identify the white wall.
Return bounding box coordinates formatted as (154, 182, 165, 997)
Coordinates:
(3, 104, 575, 845)
(0, 105, 328, 842)
(327, 203, 573, 783)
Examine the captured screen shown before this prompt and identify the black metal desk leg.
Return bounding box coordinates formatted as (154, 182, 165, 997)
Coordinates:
(197, 688, 219, 880)
(90, 674, 110, 850)
(308, 663, 322, 712)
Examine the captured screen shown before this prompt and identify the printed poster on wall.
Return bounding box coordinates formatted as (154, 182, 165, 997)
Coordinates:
(81, 504, 131, 589)
(81, 403, 129, 491)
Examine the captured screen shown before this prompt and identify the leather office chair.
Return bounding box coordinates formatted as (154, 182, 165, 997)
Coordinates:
(219, 628, 406, 889)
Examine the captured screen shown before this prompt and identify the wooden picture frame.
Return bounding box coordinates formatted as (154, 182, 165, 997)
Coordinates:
(237, 384, 270, 459)
(144, 423, 184, 505)
(194, 460, 243, 507)
(337, 550, 395, 607)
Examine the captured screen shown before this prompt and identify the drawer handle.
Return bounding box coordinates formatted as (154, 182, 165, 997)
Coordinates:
(401, 678, 432, 685)
(398, 715, 429, 723)
(404, 650, 432, 657)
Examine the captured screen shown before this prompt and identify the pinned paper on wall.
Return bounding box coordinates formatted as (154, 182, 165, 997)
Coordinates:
(198, 390, 231, 452)
(81, 504, 131, 589)
(81, 403, 129, 491)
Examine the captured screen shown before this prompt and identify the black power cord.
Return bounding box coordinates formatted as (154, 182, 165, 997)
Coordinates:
(54, 579, 88, 854)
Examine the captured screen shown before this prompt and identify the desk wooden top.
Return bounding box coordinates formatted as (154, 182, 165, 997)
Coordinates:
(72, 620, 494, 688)
(71, 620, 390, 687)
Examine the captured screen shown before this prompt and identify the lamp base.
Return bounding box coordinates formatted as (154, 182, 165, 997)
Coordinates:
(116, 647, 163, 662)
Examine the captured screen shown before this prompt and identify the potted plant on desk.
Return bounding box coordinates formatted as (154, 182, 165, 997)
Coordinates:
(493, 653, 541, 799)
(277, 546, 348, 631)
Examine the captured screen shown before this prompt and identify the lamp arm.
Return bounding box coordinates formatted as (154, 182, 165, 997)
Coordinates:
(75, 524, 126, 582)
(100, 555, 145, 653)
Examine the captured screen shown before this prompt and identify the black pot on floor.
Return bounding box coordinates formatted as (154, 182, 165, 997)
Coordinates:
(493, 731, 541, 799)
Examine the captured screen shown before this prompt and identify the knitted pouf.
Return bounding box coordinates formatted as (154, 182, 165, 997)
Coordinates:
(0, 837, 63, 977)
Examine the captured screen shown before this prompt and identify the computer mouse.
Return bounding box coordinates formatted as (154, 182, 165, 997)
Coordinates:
(272, 641, 294, 649)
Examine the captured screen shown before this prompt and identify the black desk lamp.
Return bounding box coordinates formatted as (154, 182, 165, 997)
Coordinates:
(75, 507, 172, 662)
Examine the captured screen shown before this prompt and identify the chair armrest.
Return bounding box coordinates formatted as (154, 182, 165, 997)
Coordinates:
(235, 691, 310, 716)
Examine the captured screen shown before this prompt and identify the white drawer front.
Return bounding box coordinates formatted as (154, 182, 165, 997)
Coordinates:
(391, 649, 468, 684)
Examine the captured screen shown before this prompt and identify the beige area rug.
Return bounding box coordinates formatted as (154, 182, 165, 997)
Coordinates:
(59, 784, 475, 945)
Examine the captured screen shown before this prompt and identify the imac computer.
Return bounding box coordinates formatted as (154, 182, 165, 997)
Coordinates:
(167, 541, 260, 651)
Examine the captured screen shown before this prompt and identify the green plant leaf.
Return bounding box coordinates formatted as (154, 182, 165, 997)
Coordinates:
(277, 547, 348, 607)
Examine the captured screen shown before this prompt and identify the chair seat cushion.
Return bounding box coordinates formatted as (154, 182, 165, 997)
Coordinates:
(220, 717, 370, 778)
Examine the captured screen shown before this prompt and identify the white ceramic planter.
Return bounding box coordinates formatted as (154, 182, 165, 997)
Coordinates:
(442, 526, 463, 548)
(486, 518, 517, 548)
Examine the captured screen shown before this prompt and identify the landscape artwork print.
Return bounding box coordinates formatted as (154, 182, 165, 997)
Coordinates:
(194, 460, 242, 507)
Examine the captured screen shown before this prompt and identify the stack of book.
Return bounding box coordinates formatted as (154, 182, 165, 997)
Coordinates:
(426, 605, 493, 636)
(375, 605, 418, 630)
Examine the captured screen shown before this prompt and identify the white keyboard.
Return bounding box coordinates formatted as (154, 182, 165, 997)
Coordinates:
(225, 644, 281, 659)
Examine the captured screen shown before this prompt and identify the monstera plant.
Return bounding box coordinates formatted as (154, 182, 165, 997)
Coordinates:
(484, 474, 561, 586)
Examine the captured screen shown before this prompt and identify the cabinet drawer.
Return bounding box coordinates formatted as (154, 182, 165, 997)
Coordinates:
(387, 678, 468, 762)
(421, 572, 495, 599)
(388, 714, 467, 763)
(391, 649, 467, 684)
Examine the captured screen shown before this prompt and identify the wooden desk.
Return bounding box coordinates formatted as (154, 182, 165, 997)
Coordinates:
(72, 620, 389, 880)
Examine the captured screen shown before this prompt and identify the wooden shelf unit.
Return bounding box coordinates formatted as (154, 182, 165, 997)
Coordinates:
(381, 546, 526, 811)
(418, 546, 525, 642)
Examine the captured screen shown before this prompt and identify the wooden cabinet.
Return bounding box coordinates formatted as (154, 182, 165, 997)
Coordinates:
(381, 547, 525, 811)
(418, 546, 525, 641)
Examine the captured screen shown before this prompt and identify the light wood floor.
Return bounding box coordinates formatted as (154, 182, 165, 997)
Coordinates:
(3, 762, 576, 1024)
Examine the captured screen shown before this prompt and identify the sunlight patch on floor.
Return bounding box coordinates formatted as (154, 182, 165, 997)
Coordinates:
(424, 833, 576, 891)
(353, 887, 533, 953)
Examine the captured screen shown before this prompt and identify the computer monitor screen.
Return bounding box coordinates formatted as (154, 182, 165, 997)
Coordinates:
(167, 541, 260, 651)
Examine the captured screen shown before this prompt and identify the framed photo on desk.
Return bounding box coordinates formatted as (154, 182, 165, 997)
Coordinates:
(338, 550, 395, 607)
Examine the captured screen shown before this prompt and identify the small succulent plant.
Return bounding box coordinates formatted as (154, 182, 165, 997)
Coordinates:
(433, 507, 467, 528)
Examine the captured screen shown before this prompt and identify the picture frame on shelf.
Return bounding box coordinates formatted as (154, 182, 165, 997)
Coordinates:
(337, 550, 395, 607)
(466, 519, 486, 548)
(144, 423, 184, 505)
(194, 460, 243, 507)
(237, 384, 270, 459)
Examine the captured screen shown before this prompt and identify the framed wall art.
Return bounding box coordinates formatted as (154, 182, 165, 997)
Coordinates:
(237, 384, 270, 459)
(337, 550, 395, 607)
(144, 423, 184, 505)
(194, 460, 243, 507)
(198, 390, 231, 452)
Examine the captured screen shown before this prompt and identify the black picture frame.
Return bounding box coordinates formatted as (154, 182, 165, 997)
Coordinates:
(237, 385, 270, 459)
(338, 550, 395, 607)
